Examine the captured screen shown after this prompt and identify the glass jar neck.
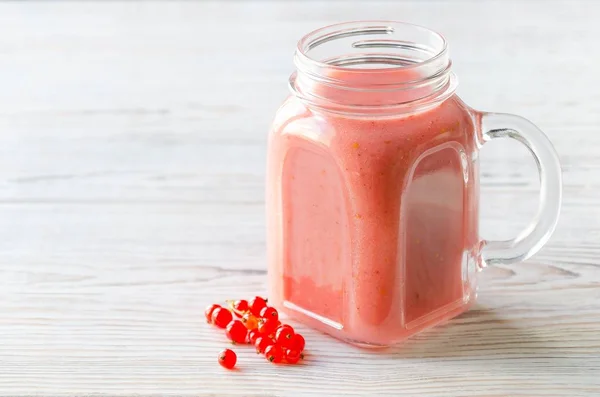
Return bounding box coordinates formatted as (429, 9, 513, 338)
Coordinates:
(289, 21, 458, 116)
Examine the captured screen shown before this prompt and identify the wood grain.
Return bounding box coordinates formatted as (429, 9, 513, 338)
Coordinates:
(1, 1, 599, 396)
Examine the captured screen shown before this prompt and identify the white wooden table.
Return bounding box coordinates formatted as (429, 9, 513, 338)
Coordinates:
(1, 1, 599, 395)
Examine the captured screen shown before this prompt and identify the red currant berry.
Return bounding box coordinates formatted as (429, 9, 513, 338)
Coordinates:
(241, 313, 258, 331)
(275, 326, 294, 347)
(277, 324, 293, 333)
(218, 348, 236, 370)
(205, 304, 220, 324)
(265, 345, 283, 363)
(212, 307, 233, 329)
(254, 336, 272, 354)
(249, 296, 268, 316)
(259, 306, 279, 321)
(258, 318, 278, 335)
(225, 320, 247, 344)
(247, 329, 260, 345)
(269, 320, 281, 333)
(233, 299, 249, 317)
(289, 333, 305, 352)
(285, 349, 301, 364)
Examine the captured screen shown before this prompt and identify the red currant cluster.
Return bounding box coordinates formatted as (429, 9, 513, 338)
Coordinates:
(206, 296, 306, 370)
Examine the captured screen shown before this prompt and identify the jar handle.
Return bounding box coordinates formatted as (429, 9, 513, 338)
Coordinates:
(478, 112, 562, 268)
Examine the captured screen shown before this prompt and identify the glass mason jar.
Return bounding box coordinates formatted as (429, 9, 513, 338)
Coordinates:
(266, 21, 561, 347)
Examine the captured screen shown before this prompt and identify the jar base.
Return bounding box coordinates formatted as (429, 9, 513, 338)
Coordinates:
(274, 294, 476, 348)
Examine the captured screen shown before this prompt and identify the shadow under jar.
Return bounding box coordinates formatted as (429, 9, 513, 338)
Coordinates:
(266, 21, 562, 347)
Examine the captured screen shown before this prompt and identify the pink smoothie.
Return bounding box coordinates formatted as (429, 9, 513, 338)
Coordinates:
(267, 67, 479, 346)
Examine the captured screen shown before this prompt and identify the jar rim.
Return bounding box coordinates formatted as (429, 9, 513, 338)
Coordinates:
(295, 20, 449, 75)
(290, 21, 457, 116)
